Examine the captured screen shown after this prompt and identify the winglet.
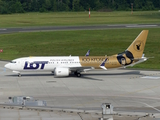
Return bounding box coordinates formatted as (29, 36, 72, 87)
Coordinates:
(85, 50, 90, 56)
(100, 58, 108, 70)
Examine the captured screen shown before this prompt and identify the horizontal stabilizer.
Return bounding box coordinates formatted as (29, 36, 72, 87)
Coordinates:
(127, 55, 153, 67)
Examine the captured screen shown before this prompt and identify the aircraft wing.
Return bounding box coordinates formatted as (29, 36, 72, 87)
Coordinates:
(69, 66, 94, 72)
(69, 58, 108, 72)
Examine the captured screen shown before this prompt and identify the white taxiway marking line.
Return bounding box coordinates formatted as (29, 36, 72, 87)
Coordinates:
(0, 29, 7, 30)
(126, 25, 158, 27)
(141, 76, 160, 79)
(141, 102, 160, 113)
(107, 25, 124, 26)
(107, 24, 138, 27)
(122, 100, 160, 113)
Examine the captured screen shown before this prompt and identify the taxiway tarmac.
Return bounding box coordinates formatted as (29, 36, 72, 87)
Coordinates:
(0, 24, 160, 34)
(1, 61, 160, 119)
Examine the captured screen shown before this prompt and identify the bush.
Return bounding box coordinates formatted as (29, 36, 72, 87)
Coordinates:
(39, 7, 47, 12)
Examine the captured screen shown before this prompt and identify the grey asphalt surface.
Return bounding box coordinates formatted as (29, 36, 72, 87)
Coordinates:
(1, 61, 160, 119)
(0, 24, 160, 34)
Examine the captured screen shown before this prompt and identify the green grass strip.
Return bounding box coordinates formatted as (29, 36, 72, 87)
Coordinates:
(0, 11, 160, 27)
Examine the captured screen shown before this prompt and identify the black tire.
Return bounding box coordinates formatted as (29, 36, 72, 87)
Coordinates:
(77, 73, 81, 77)
(74, 71, 81, 77)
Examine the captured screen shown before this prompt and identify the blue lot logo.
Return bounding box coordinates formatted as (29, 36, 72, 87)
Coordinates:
(24, 61, 48, 70)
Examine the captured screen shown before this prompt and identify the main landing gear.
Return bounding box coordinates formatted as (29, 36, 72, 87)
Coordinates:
(18, 73, 21, 77)
(74, 71, 81, 77)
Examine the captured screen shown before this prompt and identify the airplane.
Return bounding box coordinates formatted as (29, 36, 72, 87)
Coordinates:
(5, 30, 149, 77)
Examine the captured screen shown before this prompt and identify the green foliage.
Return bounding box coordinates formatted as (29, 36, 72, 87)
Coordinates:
(0, 0, 159, 14)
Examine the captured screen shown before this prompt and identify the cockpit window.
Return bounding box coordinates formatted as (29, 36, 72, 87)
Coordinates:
(10, 61, 16, 63)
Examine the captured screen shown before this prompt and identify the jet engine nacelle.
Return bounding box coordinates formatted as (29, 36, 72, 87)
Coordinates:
(54, 67, 69, 77)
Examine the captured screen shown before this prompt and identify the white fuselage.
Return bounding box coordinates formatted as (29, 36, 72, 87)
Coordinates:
(5, 56, 81, 72)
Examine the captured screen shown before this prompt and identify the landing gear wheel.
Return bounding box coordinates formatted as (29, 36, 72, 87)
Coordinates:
(74, 71, 81, 77)
(18, 74, 21, 77)
(77, 73, 81, 77)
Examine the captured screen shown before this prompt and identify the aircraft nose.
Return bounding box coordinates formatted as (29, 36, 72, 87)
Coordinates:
(4, 63, 10, 69)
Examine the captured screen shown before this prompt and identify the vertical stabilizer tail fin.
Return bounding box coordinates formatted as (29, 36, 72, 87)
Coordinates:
(126, 30, 149, 58)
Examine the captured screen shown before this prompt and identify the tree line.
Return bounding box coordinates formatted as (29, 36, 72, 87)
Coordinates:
(0, 0, 160, 14)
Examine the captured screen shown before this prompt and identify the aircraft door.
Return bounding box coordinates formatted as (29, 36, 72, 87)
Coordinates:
(21, 60, 26, 70)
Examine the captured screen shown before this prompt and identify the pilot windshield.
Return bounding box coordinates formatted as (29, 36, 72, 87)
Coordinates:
(10, 61, 16, 63)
